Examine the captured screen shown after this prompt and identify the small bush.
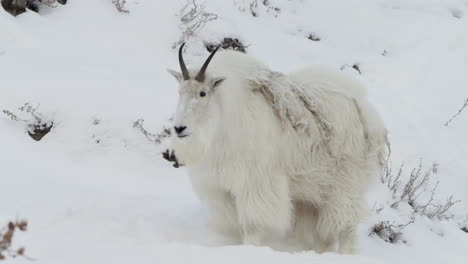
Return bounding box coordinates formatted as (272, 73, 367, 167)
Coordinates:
(0, 219, 30, 261)
(172, 0, 218, 49)
(2, 103, 53, 141)
(371, 156, 460, 243)
(235, 0, 280, 17)
(369, 220, 412, 244)
(382, 158, 459, 221)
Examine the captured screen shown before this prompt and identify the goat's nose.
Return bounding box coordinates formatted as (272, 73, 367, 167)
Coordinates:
(174, 126, 187, 135)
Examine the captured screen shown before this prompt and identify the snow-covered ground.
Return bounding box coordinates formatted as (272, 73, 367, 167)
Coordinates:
(1, 0, 468, 263)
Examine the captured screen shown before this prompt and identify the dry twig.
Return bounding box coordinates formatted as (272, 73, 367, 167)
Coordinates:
(445, 97, 468, 126)
(132, 118, 171, 144)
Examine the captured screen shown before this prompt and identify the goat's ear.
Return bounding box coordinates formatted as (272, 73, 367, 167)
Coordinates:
(210, 77, 225, 89)
(167, 68, 184, 83)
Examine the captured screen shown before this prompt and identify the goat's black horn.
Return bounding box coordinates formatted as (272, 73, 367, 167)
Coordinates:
(195, 45, 221, 82)
(179, 43, 190, 80)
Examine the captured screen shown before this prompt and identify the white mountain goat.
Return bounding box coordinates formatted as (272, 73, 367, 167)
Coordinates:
(167, 43, 388, 254)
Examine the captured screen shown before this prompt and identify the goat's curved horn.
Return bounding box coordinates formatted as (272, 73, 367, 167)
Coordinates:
(195, 45, 221, 82)
(179, 43, 190, 80)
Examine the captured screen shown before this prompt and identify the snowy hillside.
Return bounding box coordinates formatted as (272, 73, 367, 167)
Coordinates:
(1, 0, 468, 263)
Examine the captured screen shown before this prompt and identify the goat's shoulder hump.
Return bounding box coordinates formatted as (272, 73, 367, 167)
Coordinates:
(211, 50, 267, 76)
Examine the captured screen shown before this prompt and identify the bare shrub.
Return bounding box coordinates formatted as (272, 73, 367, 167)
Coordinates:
(0, 219, 32, 261)
(2, 103, 53, 141)
(382, 158, 459, 220)
(372, 157, 460, 243)
(132, 118, 171, 144)
(172, 0, 218, 49)
(369, 220, 413, 244)
(234, 0, 280, 17)
(444, 97, 468, 126)
(112, 0, 129, 13)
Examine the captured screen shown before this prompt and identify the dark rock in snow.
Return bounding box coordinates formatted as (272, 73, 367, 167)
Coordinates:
(1, 0, 66, 16)
(206, 38, 247, 53)
(27, 121, 53, 141)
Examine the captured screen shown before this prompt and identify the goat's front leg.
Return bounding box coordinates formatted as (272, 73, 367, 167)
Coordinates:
(234, 173, 292, 246)
(204, 191, 241, 242)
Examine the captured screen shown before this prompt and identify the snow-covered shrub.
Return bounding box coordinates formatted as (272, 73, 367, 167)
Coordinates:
(369, 220, 413, 244)
(444, 97, 468, 126)
(172, 0, 218, 49)
(112, 0, 129, 13)
(205, 38, 247, 53)
(371, 157, 461, 243)
(2, 103, 53, 141)
(0, 219, 29, 261)
(234, 0, 281, 17)
(382, 158, 459, 220)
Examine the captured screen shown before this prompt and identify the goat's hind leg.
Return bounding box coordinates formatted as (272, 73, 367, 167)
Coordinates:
(338, 225, 357, 254)
(315, 197, 360, 254)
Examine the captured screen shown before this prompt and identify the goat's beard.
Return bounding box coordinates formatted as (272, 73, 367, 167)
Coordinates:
(170, 133, 206, 166)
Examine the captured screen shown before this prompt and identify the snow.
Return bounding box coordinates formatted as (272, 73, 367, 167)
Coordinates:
(1, 0, 468, 263)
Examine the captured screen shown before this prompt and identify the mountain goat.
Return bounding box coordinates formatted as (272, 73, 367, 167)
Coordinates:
(167, 43, 387, 254)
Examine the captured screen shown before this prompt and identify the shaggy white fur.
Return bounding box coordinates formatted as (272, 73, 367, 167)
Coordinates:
(168, 50, 387, 254)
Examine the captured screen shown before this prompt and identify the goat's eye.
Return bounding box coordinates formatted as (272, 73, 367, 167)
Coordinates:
(199, 91, 206, 97)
